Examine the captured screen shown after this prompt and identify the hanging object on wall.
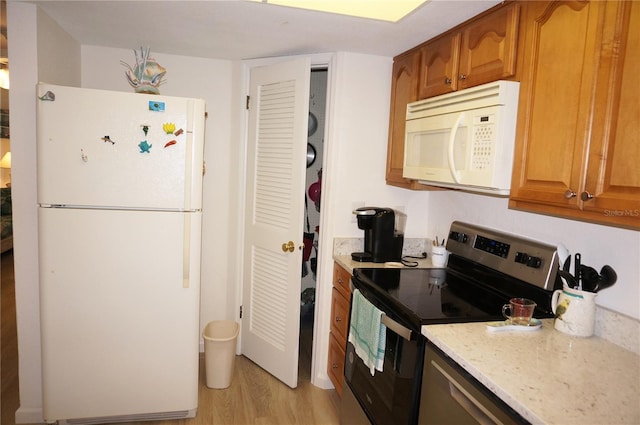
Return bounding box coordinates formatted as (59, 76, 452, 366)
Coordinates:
(308, 112, 318, 137)
(306, 143, 316, 168)
(307, 168, 322, 212)
(121, 47, 167, 95)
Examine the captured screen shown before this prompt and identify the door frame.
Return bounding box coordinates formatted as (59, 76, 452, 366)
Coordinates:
(236, 53, 337, 389)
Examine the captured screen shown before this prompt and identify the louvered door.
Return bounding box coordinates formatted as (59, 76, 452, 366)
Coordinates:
(241, 58, 311, 388)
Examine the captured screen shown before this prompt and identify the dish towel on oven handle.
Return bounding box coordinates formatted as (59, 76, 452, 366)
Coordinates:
(348, 289, 387, 375)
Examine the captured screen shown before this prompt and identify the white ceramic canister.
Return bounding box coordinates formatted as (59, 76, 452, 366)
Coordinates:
(551, 286, 597, 337)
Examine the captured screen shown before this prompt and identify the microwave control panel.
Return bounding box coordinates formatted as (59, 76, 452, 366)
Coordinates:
(471, 113, 496, 171)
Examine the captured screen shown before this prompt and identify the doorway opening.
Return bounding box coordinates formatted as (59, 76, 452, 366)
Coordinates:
(298, 67, 327, 380)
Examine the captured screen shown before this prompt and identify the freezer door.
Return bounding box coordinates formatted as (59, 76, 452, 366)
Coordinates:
(37, 83, 205, 210)
(39, 208, 201, 421)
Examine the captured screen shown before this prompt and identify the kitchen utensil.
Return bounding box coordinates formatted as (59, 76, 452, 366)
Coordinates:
(558, 269, 577, 289)
(306, 143, 316, 168)
(557, 243, 571, 272)
(574, 253, 582, 289)
(308, 112, 318, 137)
(580, 265, 600, 292)
(551, 286, 596, 337)
(596, 265, 617, 292)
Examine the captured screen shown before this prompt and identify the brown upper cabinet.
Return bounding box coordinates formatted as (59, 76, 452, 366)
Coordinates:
(386, 51, 425, 189)
(386, 2, 520, 188)
(419, 3, 520, 99)
(509, 0, 640, 230)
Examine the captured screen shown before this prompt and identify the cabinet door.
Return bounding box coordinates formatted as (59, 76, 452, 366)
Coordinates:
(386, 51, 422, 188)
(330, 288, 350, 342)
(510, 1, 605, 209)
(418, 33, 461, 99)
(458, 3, 520, 90)
(584, 0, 640, 226)
(327, 333, 346, 397)
(333, 263, 351, 299)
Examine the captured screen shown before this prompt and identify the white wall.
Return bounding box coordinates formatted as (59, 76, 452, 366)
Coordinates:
(424, 190, 640, 319)
(8, 3, 82, 422)
(311, 52, 432, 387)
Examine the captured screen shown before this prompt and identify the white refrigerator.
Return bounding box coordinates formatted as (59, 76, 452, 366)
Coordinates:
(36, 83, 205, 423)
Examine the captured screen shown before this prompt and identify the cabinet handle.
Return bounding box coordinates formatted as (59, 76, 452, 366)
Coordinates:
(335, 316, 342, 322)
(332, 363, 339, 369)
(564, 190, 577, 199)
(444, 77, 452, 85)
(459, 74, 467, 80)
(581, 191, 594, 201)
(337, 278, 344, 285)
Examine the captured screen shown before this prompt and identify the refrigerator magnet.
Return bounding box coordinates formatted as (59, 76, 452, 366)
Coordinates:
(101, 135, 115, 145)
(162, 122, 176, 134)
(149, 101, 165, 112)
(141, 125, 150, 136)
(138, 140, 152, 153)
(164, 140, 177, 148)
(174, 128, 184, 137)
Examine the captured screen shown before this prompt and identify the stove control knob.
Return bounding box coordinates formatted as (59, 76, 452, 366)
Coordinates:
(449, 231, 468, 243)
(515, 252, 529, 264)
(526, 256, 542, 268)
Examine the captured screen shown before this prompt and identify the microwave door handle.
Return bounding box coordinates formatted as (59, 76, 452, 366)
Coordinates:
(447, 113, 464, 183)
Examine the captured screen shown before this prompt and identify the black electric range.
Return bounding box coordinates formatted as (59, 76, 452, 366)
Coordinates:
(351, 221, 562, 333)
(343, 221, 563, 425)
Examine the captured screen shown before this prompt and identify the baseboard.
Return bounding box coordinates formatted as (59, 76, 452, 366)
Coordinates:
(311, 374, 334, 390)
(15, 406, 44, 424)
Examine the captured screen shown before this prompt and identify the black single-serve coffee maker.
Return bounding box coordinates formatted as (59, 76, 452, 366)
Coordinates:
(351, 207, 406, 263)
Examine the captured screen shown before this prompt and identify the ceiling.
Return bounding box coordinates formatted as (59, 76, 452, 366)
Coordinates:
(23, 0, 502, 61)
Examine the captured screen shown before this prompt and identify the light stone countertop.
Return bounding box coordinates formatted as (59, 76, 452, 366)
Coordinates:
(422, 320, 640, 424)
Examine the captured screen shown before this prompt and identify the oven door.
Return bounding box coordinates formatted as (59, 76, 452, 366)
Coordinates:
(343, 301, 426, 425)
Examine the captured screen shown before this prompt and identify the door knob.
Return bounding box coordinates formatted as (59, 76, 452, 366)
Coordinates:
(581, 191, 594, 201)
(281, 241, 295, 253)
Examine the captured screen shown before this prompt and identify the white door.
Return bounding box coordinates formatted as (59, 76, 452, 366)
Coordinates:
(241, 58, 311, 388)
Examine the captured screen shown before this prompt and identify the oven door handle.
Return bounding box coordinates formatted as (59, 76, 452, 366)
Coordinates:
(382, 314, 412, 341)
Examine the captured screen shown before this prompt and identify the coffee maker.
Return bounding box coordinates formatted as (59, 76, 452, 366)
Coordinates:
(352, 207, 405, 263)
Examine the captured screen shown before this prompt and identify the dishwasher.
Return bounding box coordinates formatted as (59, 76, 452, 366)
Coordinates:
(420, 341, 524, 425)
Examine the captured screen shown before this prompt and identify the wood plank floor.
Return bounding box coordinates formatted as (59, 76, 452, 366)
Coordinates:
(0, 251, 340, 425)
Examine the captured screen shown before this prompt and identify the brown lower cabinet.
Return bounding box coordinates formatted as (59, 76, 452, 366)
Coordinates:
(328, 263, 351, 396)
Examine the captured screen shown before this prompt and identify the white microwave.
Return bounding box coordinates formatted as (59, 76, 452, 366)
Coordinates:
(403, 80, 520, 196)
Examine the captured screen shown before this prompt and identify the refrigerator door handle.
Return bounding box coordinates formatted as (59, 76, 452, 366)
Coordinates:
(183, 214, 191, 288)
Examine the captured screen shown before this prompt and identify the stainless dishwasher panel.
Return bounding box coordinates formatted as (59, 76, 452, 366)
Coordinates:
(419, 342, 527, 425)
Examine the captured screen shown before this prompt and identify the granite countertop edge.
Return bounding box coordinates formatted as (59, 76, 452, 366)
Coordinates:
(422, 320, 640, 424)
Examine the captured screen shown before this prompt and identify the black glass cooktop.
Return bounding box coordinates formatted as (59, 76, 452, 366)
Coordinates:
(352, 265, 554, 331)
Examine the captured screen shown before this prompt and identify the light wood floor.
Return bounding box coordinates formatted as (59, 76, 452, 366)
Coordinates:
(0, 251, 340, 425)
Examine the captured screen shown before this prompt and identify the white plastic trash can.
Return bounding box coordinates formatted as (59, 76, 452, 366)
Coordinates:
(203, 320, 239, 389)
